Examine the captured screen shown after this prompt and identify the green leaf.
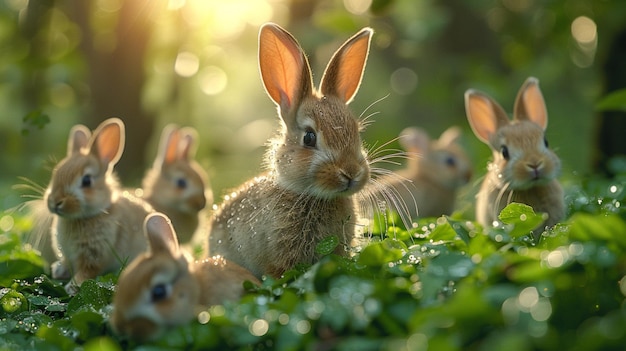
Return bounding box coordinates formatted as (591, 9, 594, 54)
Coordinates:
(358, 239, 407, 266)
(596, 89, 626, 112)
(498, 203, 545, 238)
(0, 289, 28, 315)
(315, 235, 339, 256)
(83, 337, 121, 351)
(21, 109, 51, 135)
(446, 217, 472, 245)
(70, 310, 105, 340)
(429, 221, 457, 242)
(37, 324, 77, 350)
(67, 277, 115, 314)
(569, 213, 626, 249)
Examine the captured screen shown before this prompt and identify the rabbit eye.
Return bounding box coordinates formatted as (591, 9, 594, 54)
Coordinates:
(445, 156, 457, 167)
(500, 145, 510, 160)
(176, 178, 187, 189)
(544, 138, 549, 148)
(151, 283, 169, 302)
(303, 128, 317, 148)
(81, 175, 92, 188)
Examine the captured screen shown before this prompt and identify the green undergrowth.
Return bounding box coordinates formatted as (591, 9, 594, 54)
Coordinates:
(2, 164, 626, 350)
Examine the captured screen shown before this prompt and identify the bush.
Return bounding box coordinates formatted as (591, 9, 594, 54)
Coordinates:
(1, 170, 626, 351)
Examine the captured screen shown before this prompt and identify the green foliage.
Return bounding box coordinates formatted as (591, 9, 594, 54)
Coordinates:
(21, 110, 51, 136)
(596, 88, 626, 112)
(0, 170, 625, 350)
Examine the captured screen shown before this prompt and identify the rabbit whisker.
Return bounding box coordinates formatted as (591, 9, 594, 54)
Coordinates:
(359, 94, 389, 121)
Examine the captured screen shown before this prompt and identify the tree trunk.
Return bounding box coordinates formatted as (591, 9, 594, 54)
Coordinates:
(594, 28, 626, 176)
(67, 0, 161, 183)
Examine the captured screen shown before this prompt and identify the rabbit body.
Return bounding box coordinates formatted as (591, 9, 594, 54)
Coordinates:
(465, 77, 565, 234)
(211, 173, 356, 278)
(388, 126, 472, 219)
(111, 213, 258, 342)
(45, 118, 151, 289)
(141, 125, 210, 243)
(209, 23, 374, 278)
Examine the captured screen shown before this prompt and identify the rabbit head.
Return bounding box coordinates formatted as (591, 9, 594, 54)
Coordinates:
(45, 118, 124, 219)
(259, 23, 373, 199)
(465, 77, 561, 191)
(400, 126, 472, 190)
(142, 125, 209, 215)
(111, 213, 199, 342)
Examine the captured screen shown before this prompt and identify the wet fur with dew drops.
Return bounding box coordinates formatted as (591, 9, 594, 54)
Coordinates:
(464, 77, 565, 239)
(44, 118, 152, 293)
(208, 23, 411, 279)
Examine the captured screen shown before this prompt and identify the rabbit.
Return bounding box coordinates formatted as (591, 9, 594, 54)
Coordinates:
(381, 126, 472, 220)
(110, 212, 259, 342)
(464, 77, 565, 237)
(141, 124, 211, 244)
(44, 118, 152, 292)
(208, 23, 376, 279)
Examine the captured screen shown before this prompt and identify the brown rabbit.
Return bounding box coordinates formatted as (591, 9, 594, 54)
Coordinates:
(141, 125, 211, 244)
(464, 77, 564, 236)
(111, 213, 259, 342)
(382, 126, 472, 219)
(45, 118, 152, 292)
(208, 23, 374, 278)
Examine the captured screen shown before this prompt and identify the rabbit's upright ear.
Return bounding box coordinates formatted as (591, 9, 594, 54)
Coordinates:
(89, 118, 125, 169)
(320, 27, 373, 104)
(179, 127, 199, 161)
(144, 213, 179, 256)
(513, 77, 548, 130)
(157, 125, 181, 167)
(399, 127, 430, 153)
(259, 23, 313, 119)
(67, 125, 91, 156)
(464, 90, 510, 144)
(438, 126, 462, 147)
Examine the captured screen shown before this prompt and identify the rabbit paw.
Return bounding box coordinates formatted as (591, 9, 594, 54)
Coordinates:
(51, 260, 71, 280)
(64, 281, 80, 295)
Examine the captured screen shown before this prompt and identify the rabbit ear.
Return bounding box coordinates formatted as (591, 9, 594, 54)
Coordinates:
(438, 126, 462, 147)
(158, 125, 181, 166)
(178, 127, 198, 160)
(399, 127, 430, 153)
(319, 27, 373, 104)
(67, 125, 91, 156)
(89, 118, 125, 169)
(464, 90, 510, 144)
(513, 77, 548, 130)
(144, 213, 179, 256)
(259, 23, 313, 118)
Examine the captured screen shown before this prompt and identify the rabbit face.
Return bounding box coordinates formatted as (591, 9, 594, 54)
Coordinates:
(45, 155, 114, 219)
(111, 253, 198, 341)
(273, 96, 369, 199)
(429, 144, 472, 189)
(490, 121, 561, 190)
(147, 161, 207, 214)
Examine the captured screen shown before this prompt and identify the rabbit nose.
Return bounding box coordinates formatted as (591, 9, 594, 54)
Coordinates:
(463, 170, 472, 183)
(526, 161, 543, 179)
(190, 194, 206, 211)
(53, 200, 64, 214)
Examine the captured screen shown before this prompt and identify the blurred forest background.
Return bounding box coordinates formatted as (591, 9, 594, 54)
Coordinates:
(1, 0, 626, 214)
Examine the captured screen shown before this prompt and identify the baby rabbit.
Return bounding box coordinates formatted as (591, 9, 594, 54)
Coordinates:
(141, 125, 211, 244)
(384, 126, 472, 220)
(45, 118, 152, 292)
(111, 213, 259, 342)
(464, 77, 564, 236)
(209, 23, 374, 278)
